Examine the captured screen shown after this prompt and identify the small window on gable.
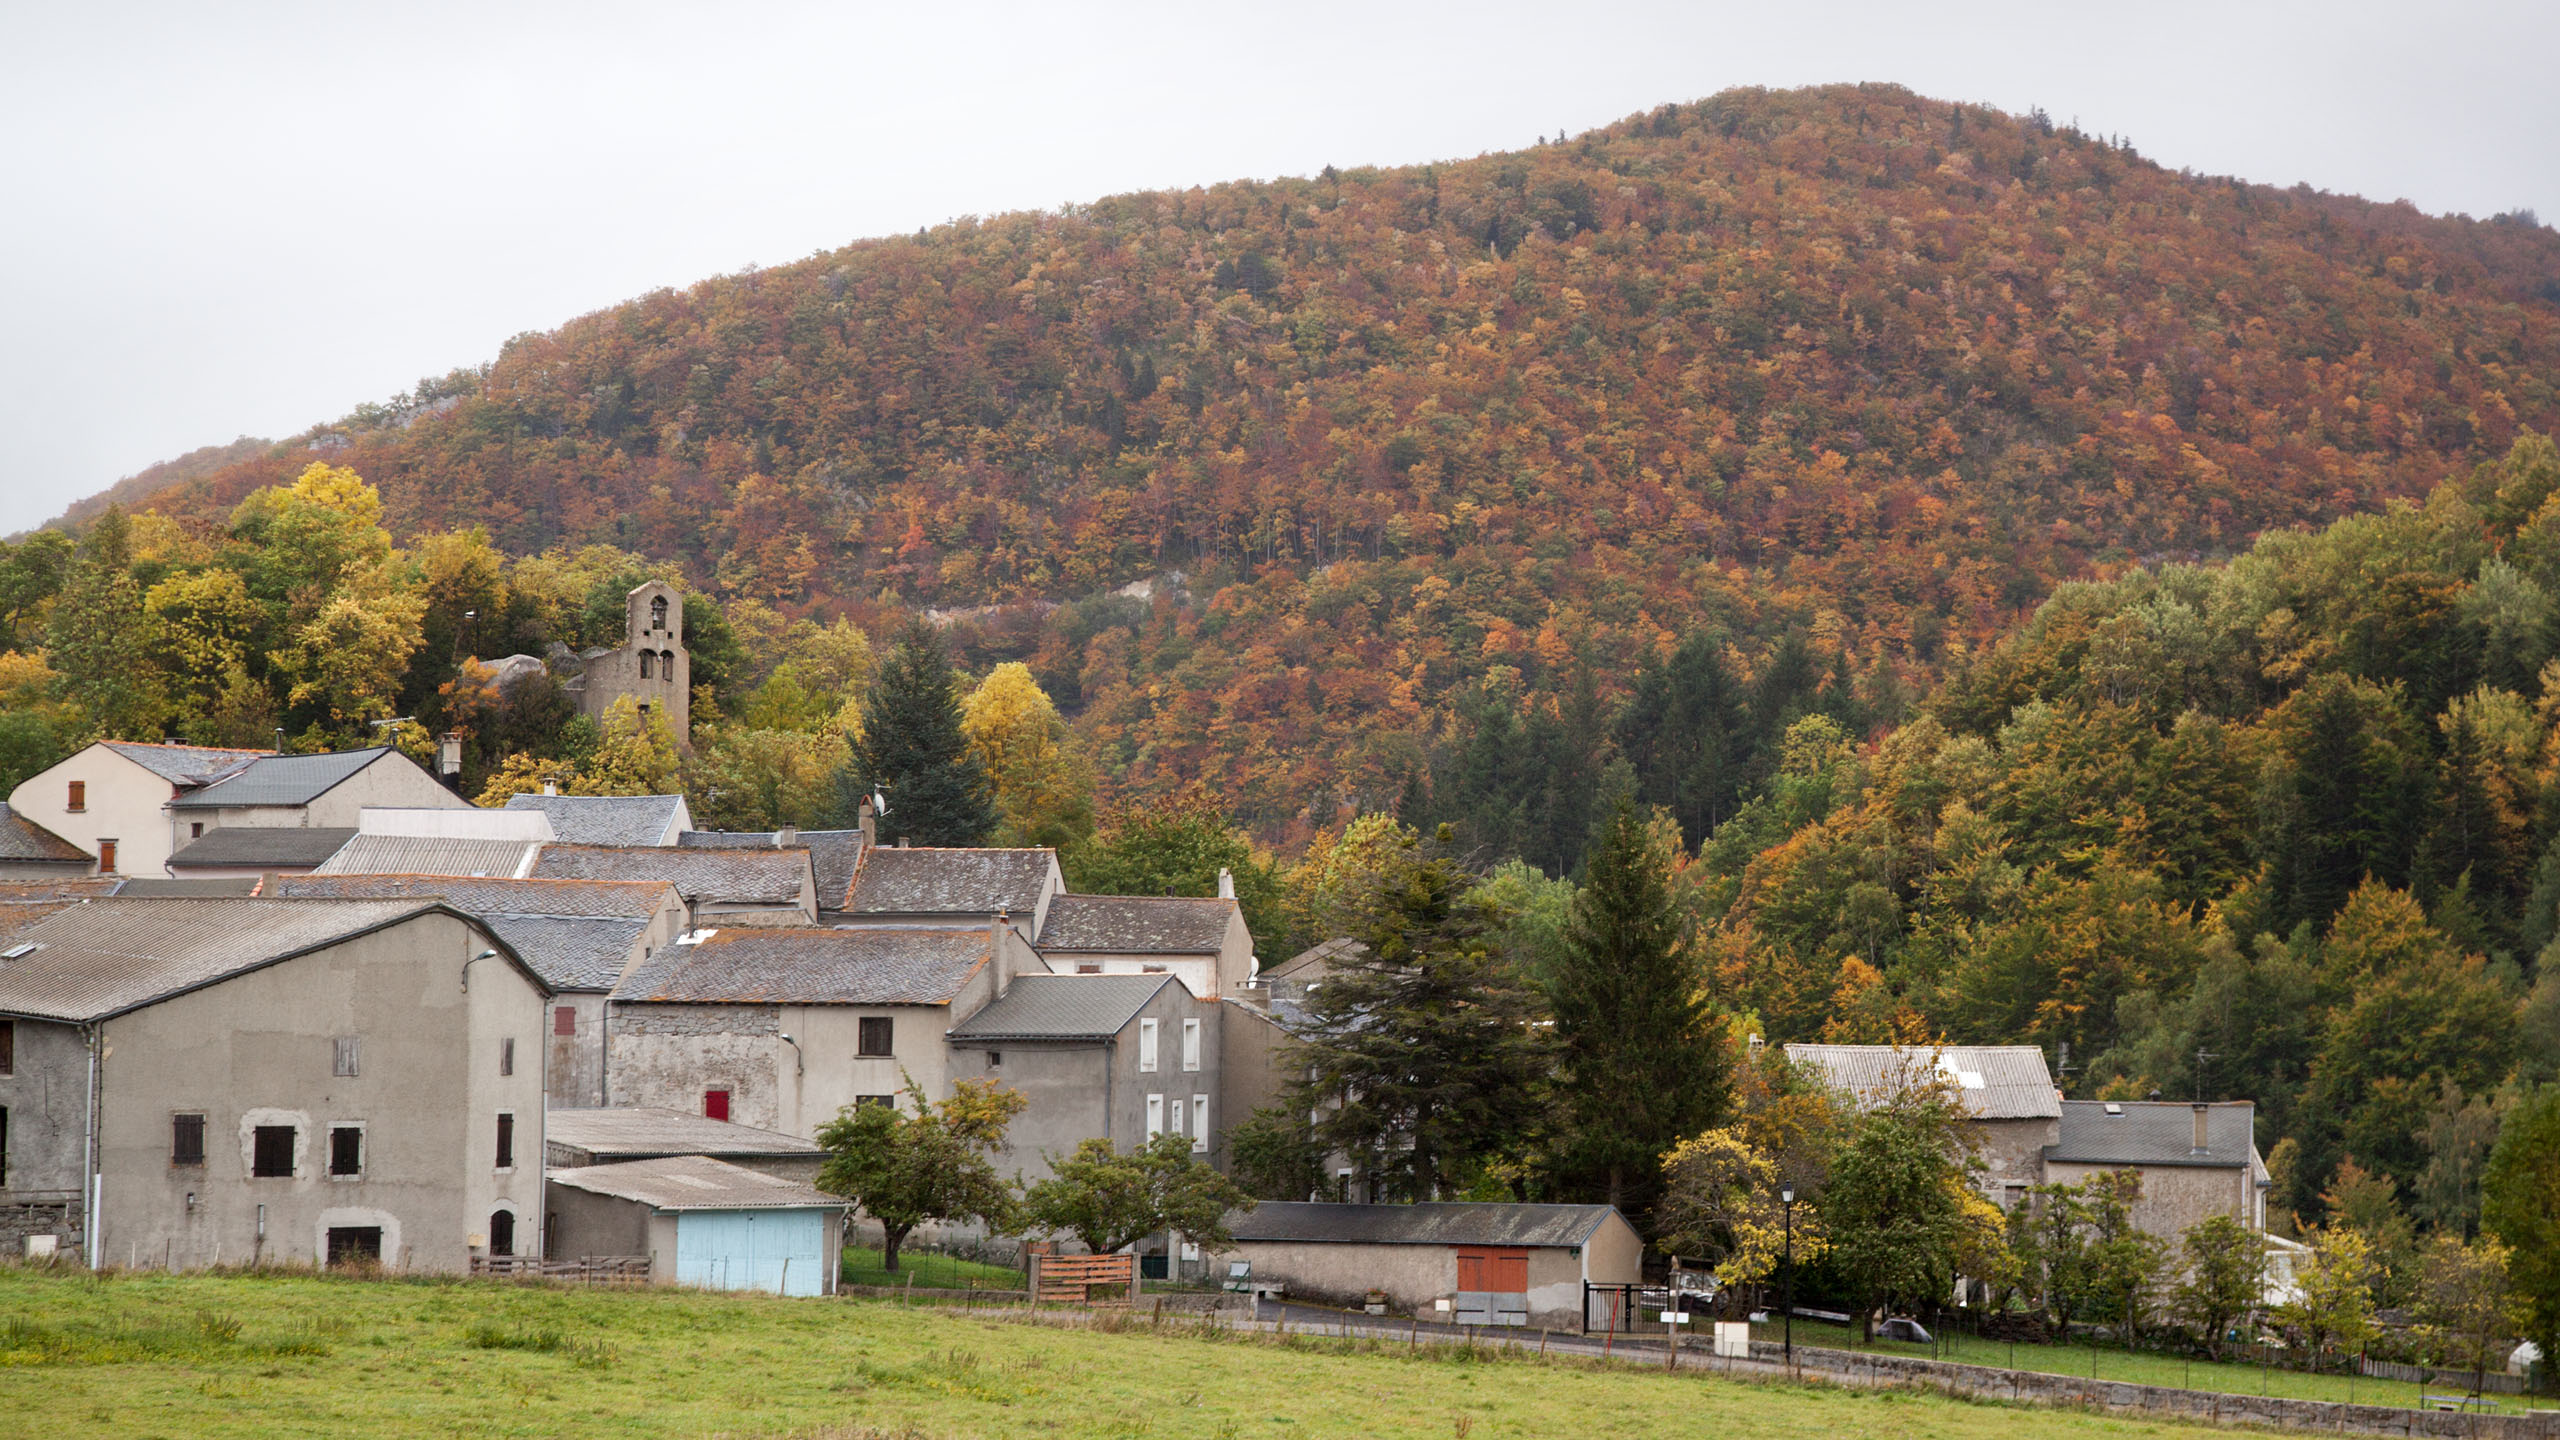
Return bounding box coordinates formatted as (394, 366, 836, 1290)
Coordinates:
(650, 594, 669, 632)
(332, 1036, 360, 1078)
(329, 1125, 362, 1177)
(554, 1006, 576, 1037)
(190, 822, 203, 839)
(857, 1016, 894, 1057)
(97, 839, 117, 874)
(1141, 964, 1166, 974)
(171, 1113, 205, 1166)
(65, 780, 83, 812)
(499, 1038, 514, 1076)
(987, 1050, 1002, 1067)
(1075, 962, 1102, 974)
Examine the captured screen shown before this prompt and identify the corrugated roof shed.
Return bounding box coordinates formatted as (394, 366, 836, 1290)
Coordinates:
(544, 1107, 821, 1161)
(0, 804, 88, 865)
(1784, 1043, 2062, 1120)
(99, 741, 266, 787)
(846, 847, 1052, 916)
(1228, 1202, 1622, 1249)
(2050, 1101, 2261, 1169)
(502, 794, 689, 847)
(168, 747, 394, 809)
(533, 845, 810, 903)
(272, 873, 678, 919)
(313, 834, 542, 877)
(947, 973, 1170, 1041)
(613, 926, 988, 1005)
(0, 897, 512, 1022)
(548, 1155, 845, 1212)
(482, 913, 650, 992)
(166, 826, 356, 870)
(1036, 895, 1234, 954)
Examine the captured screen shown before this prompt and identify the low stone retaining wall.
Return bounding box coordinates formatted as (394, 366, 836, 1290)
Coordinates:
(1749, 1341, 2560, 1438)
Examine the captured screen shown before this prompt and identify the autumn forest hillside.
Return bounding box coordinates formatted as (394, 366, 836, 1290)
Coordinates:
(66, 84, 2560, 837)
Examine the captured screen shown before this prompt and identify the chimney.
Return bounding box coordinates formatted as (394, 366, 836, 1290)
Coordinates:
(2191, 1103, 2211, 1155)
(439, 732, 465, 794)
(541, 777, 558, 797)
(1217, 867, 1235, 900)
(777, 825, 798, 848)
(857, 800, 877, 849)
(991, 911, 1013, 997)
(898, 836, 909, 848)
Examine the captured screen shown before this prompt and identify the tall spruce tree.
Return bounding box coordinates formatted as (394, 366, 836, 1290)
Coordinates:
(847, 620, 996, 846)
(1285, 826, 1549, 1201)
(1614, 631, 1751, 847)
(1542, 798, 1729, 1217)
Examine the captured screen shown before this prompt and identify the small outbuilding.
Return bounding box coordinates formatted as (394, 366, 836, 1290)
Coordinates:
(545, 1155, 845, 1296)
(544, 1107, 823, 1184)
(1218, 1202, 1642, 1329)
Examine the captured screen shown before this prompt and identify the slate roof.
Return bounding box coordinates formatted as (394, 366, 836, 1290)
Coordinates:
(544, 1107, 821, 1162)
(1784, 1043, 2062, 1121)
(613, 926, 988, 1005)
(1227, 1202, 1625, 1249)
(683, 830, 867, 911)
(314, 834, 542, 877)
(845, 847, 1052, 917)
(168, 747, 394, 809)
(0, 898, 524, 1022)
(532, 845, 810, 904)
(271, 873, 679, 920)
(482, 913, 651, 992)
(1264, 937, 1364, 981)
(0, 879, 120, 902)
(99, 741, 266, 787)
(2050, 1101, 2262, 1170)
(947, 973, 1170, 1041)
(1036, 895, 1234, 954)
(0, 805, 88, 865)
(166, 826, 356, 870)
(502, 794, 688, 847)
(547, 1155, 845, 1212)
(112, 877, 263, 897)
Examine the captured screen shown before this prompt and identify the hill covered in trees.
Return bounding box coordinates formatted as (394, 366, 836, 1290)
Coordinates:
(73, 83, 2560, 838)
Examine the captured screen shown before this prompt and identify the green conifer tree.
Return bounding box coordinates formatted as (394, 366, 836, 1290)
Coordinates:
(847, 620, 995, 846)
(1542, 798, 1729, 1218)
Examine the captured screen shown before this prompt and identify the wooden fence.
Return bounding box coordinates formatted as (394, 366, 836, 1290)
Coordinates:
(469, 1255, 651, 1285)
(1027, 1252, 1137, 1308)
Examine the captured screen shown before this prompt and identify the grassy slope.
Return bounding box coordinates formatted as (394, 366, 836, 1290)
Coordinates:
(0, 1269, 2238, 1440)
(837, 1247, 1021, 1290)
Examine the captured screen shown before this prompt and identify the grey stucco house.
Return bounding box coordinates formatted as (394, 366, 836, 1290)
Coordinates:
(0, 897, 549, 1271)
(947, 973, 1224, 1182)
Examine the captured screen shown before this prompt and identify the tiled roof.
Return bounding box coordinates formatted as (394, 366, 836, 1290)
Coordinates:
(271, 873, 679, 920)
(1227, 1202, 1624, 1249)
(0, 805, 88, 864)
(947, 973, 1170, 1041)
(1784, 1044, 2062, 1121)
(613, 926, 987, 1005)
(502, 794, 689, 847)
(845, 847, 1052, 917)
(684, 830, 867, 911)
(167, 747, 396, 809)
(2050, 1101, 2261, 1170)
(314, 834, 542, 877)
(482, 913, 650, 992)
(1036, 895, 1234, 954)
(166, 826, 356, 870)
(533, 845, 811, 904)
(549, 1155, 845, 1212)
(0, 900, 78, 941)
(544, 1107, 821, 1161)
(0, 898, 484, 1022)
(99, 741, 266, 787)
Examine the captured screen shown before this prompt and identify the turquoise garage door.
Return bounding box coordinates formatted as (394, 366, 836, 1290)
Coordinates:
(673, 1209, 829, 1296)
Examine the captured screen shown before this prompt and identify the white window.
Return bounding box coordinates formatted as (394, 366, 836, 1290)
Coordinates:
(1137, 1018, 1159, 1072)
(1170, 1099, 1185, 1136)
(1180, 1018, 1201, 1072)
(1192, 1094, 1210, 1153)
(1145, 1093, 1164, 1138)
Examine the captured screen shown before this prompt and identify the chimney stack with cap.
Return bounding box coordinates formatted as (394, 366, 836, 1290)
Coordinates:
(777, 825, 798, 848)
(857, 800, 877, 849)
(1217, 867, 1235, 900)
(2191, 1103, 2211, 1155)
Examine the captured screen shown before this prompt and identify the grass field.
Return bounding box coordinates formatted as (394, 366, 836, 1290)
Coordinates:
(1756, 1318, 2538, 1417)
(837, 1247, 1021, 1290)
(0, 1267, 2256, 1440)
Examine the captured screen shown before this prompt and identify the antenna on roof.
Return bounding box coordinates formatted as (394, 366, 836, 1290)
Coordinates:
(2193, 1047, 2220, 1104)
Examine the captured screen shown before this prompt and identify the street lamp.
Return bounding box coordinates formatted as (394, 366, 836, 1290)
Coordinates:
(1781, 1187, 1796, 1367)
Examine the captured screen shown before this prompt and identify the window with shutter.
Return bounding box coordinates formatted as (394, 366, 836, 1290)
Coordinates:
(703, 1089, 730, 1122)
(499, 1038, 514, 1076)
(329, 1125, 362, 1177)
(494, 1113, 514, 1169)
(1138, 1019, 1159, 1072)
(171, 1113, 205, 1166)
(857, 1016, 894, 1056)
(553, 1006, 576, 1036)
(1181, 1018, 1201, 1072)
(1145, 1093, 1164, 1137)
(251, 1125, 295, 1178)
(97, 839, 117, 873)
(1192, 1094, 1209, 1153)
(65, 781, 83, 812)
(333, 1036, 360, 1078)
(0, 1020, 12, 1076)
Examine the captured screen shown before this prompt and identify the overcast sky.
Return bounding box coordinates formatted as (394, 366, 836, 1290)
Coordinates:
(3, 0, 2554, 535)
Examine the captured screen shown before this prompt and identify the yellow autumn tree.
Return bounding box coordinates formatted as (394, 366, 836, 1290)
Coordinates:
(961, 662, 1093, 848)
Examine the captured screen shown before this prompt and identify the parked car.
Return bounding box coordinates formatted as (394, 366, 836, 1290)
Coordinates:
(1875, 1317, 1934, 1343)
